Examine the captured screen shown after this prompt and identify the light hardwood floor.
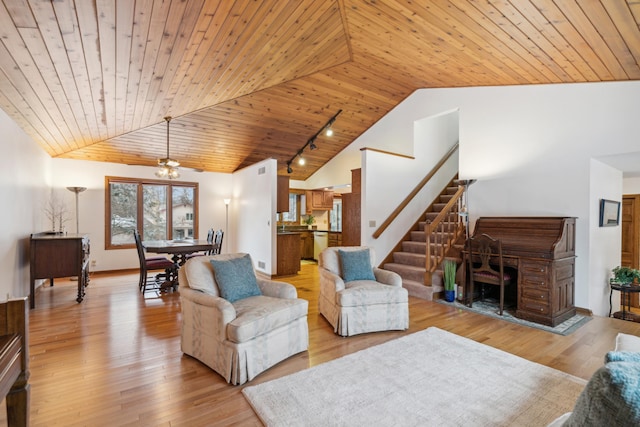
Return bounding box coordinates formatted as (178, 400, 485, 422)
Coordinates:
(24, 264, 640, 426)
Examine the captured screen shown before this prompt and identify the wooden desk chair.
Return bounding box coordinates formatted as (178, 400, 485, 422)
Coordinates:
(133, 230, 176, 293)
(467, 233, 515, 315)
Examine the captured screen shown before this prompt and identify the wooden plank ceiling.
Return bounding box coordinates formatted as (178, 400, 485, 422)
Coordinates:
(0, 0, 639, 180)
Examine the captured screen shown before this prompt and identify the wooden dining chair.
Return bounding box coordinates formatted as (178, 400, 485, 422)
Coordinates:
(133, 230, 176, 293)
(467, 233, 515, 315)
(186, 228, 215, 259)
(211, 229, 224, 255)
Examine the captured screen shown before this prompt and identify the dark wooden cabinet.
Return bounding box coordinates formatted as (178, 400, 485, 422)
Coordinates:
(299, 231, 314, 259)
(277, 233, 300, 276)
(30, 233, 90, 309)
(517, 257, 575, 325)
(471, 217, 576, 327)
(342, 168, 361, 246)
(328, 232, 342, 247)
(277, 176, 290, 213)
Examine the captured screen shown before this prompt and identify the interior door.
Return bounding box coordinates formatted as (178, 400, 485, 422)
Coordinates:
(621, 195, 640, 307)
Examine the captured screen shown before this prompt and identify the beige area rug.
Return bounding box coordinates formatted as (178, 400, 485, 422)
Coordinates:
(242, 327, 587, 427)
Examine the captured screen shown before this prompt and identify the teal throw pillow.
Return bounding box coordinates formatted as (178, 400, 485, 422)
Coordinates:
(339, 249, 376, 282)
(564, 360, 640, 426)
(606, 351, 640, 363)
(210, 254, 261, 303)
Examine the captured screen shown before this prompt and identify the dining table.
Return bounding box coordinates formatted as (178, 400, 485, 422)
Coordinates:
(142, 239, 213, 291)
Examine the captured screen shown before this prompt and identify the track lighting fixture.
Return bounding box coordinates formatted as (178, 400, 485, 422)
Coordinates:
(286, 109, 342, 174)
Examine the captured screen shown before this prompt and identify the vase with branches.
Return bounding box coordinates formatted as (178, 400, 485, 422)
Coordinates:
(44, 190, 70, 233)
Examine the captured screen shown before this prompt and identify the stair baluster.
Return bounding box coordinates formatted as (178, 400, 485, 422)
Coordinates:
(424, 186, 465, 285)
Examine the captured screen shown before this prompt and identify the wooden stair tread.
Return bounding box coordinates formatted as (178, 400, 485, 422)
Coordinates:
(379, 176, 463, 301)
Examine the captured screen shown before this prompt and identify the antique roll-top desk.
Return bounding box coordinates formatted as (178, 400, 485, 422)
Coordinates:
(29, 233, 90, 309)
(468, 217, 576, 327)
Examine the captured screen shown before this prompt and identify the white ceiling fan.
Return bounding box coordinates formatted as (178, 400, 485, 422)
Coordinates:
(127, 116, 203, 175)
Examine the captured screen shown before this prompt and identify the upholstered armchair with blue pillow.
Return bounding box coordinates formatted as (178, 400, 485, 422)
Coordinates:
(318, 246, 409, 336)
(178, 253, 309, 385)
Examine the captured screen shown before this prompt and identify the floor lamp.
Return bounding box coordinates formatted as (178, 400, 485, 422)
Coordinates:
(224, 198, 230, 253)
(66, 186, 87, 281)
(457, 179, 477, 240)
(67, 186, 87, 234)
(457, 179, 476, 304)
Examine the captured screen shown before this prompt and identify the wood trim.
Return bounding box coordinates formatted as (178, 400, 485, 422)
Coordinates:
(372, 142, 458, 239)
(104, 176, 199, 250)
(360, 146, 415, 159)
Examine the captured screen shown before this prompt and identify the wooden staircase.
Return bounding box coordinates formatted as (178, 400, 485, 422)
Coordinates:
(383, 180, 466, 300)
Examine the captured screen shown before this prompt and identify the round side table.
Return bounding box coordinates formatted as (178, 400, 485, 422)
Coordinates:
(609, 282, 640, 322)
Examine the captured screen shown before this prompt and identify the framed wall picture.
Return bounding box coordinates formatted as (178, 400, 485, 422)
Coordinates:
(599, 199, 621, 227)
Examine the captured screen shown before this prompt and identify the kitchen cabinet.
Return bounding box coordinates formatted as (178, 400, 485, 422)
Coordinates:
(300, 231, 314, 259)
(342, 169, 361, 246)
(277, 233, 300, 276)
(328, 232, 342, 247)
(305, 190, 333, 213)
(277, 176, 290, 213)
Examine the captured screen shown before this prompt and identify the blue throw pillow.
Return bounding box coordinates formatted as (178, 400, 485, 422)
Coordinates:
(339, 249, 376, 282)
(210, 254, 261, 303)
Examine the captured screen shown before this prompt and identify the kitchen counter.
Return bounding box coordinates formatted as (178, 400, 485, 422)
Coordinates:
(276, 233, 300, 276)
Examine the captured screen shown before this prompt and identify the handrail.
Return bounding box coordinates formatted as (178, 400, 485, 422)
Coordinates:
(372, 142, 459, 239)
(424, 186, 465, 285)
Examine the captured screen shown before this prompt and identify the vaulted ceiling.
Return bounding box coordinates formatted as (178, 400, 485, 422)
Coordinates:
(1, 0, 639, 180)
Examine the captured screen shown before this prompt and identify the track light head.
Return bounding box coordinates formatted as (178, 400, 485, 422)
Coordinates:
(287, 110, 341, 175)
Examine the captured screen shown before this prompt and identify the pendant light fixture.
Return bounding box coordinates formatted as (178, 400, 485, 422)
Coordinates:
(156, 116, 180, 179)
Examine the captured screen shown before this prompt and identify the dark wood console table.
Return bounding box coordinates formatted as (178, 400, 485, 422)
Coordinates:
(466, 217, 577, 327)
(30, 233, 90, 309)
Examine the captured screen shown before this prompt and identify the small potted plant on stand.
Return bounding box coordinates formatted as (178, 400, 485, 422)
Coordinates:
(611, 266, 640, 286)
(443, 259, 457, 302)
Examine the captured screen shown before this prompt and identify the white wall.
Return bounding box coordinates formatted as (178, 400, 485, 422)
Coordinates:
(51, 159, 233, 272)
(623, 177, 640, 194)
(231, 158, 278, 275)
(362, 110, 460, 260)
(0, 108, 51, 300)
(589, 159, 622, 315)
(308, 81, 640, 317)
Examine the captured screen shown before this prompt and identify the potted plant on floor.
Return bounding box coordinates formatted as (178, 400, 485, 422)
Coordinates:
(443, 259, 457, 302)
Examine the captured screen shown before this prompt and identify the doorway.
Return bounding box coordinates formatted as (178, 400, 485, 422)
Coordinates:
(621, 195, 640, 307)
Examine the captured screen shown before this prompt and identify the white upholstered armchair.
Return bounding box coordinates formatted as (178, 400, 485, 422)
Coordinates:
(178, 253, 309, 385)
(318, 246, 409, 336)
